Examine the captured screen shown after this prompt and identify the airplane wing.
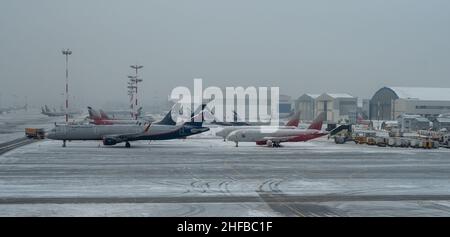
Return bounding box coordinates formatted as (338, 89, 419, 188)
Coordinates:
(102, 124, 151, 145)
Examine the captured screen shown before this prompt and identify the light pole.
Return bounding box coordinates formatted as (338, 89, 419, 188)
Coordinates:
(129, 64, 143, 119)
(127, 82, 137, 118)
(62, 49, 72, 123)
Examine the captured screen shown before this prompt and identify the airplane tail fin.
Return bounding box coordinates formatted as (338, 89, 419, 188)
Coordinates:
(99, 109, 110, 120)
(190, 104, 206, 122)
(308, 112, 326, 130)
(187, 104, 206, 127)
(285, 111, 301, 127)
(44, 105, 50, 113)
(87, 106, 102, 120)
(155, 109, 176, 125)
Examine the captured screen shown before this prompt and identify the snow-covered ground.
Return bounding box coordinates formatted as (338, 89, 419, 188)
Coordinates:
(0, 109, 61, 143)
(1, 136, 450, 216)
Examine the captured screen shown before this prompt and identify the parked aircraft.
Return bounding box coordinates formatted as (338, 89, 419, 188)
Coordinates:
(46, 105, 209, 148)
(208, 110, 274, 126)
(41, 105, 79, 117)
(356, 113, 373, 127)
(215, 111, 301, 140)
(226, 112, 327, 147)
(101, 107, 143, 119)
(87, 107, 154, 125)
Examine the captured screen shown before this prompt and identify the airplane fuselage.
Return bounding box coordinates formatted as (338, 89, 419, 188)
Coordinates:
(216, 126, 297, 139)
(46, 123, 210, 142)
(46, 124, 144, 140)
(226, 128, 327, 144)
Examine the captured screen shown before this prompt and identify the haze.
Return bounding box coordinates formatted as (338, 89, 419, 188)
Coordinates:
(1, 0, 450, 108)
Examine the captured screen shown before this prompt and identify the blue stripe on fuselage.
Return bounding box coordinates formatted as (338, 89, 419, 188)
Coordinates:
(128, 124, 209, 141)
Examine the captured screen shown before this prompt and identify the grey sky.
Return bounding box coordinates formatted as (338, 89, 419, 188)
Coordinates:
(1, 0, 450, 108)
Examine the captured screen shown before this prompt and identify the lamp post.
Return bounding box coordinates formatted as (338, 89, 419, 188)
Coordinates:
(129, 65, 143, 119)
(127, 83, 137, 118)
(62, 49, 72, 123)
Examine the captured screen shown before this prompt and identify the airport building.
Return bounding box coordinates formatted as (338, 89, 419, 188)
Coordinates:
(315, 93, 358, 124)
(294, 94, 320, 121)
(433, 115, 450, 131)
(397, 114, 431, 132)
(360, 99, 370, 118)
(370, 87, 450, 120)
(279, 94, 293, 117)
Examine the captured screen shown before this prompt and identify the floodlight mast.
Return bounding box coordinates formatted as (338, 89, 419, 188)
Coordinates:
(62, 49, 72, 123)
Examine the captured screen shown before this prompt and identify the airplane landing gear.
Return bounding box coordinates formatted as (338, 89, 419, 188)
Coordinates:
(62, 140, 66, 147)
(125, 142, 131, 148)
(268, 141, 281, 148)
(235, 141, 239, 147)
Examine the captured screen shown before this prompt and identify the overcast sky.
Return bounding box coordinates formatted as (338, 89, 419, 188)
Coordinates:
(1, 0, 450, 107)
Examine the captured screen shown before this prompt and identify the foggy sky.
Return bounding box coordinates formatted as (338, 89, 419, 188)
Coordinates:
(1, 0, 450, 108)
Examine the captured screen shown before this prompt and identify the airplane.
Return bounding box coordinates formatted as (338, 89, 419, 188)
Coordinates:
(41, 105, 80, 117)
(215, 111, 301, 141)
(101, 107, 143, 119)
(208, 110, 273, 126)
(100, 108, 155, 123)
(226, 112, 327, 147)
(356, 113, 373, 127)
(46, 105, 209, 148)
(87, 107, 154, 125)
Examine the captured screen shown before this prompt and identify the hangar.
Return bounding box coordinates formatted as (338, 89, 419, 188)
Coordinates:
(294, 94, 320, 121)
(316, 93, 357, 124)
(370, 87, 450, 120)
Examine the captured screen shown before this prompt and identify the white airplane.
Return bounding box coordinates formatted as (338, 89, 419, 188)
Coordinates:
(47, 105, 209, 148)
(215, 111, 301, 141)
(87, 107, 154, 125)
(226, 112, 327, 147)
(41, 105, 80, 117)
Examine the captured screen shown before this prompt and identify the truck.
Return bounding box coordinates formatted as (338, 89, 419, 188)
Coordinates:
(353, 130, 377, 145)
(25, 128, 45, 139)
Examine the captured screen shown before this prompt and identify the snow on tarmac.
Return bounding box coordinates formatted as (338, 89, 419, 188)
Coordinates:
(0, 109, 61, 143)
(1, 136, 450, 216)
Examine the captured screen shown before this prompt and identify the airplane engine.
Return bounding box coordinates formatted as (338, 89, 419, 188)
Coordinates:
(256, 141, 267, 146)
(103, 137, 118, 146)
(266, 140, 273, 147)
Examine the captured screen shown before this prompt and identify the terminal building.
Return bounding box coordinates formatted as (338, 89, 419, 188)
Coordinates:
(315, 93, 358, 124)
(370, 87, 450, 120)
(294, 94, 320, 121)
